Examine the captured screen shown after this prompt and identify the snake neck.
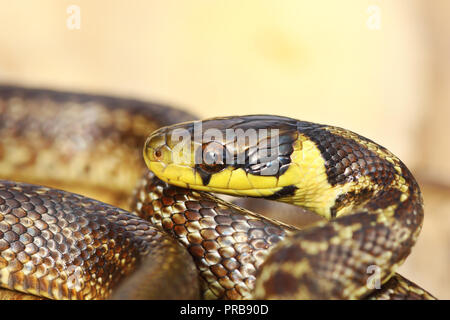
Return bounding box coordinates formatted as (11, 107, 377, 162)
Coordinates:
(275, 123, 423, 224)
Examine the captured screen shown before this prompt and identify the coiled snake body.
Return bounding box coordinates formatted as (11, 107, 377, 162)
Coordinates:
(0, 85, 435, 299)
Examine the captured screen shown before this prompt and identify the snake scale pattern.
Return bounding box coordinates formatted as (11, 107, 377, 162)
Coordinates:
(0, 85, 435, 299)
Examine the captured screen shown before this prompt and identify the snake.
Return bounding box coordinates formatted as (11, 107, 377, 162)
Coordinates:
(0, 85, 435, 300)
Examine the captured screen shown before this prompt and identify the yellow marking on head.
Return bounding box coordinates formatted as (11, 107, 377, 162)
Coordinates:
(258, 188, 283, 197)
(161, 165, 194, 184)
(285, 135, 382, 219)
(147, 159, 288, 199)
(276, 163, 302, 187)
(207, 167, 233, 188)
(228, 168, 253, 190)
(247, 174, 278, 189)
(232, 187, 271, 198)
(145, 160, 166, 177)
(273, 136, 341, 219)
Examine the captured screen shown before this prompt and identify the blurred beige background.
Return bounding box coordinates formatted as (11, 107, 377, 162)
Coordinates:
(0, 0, 449, 298)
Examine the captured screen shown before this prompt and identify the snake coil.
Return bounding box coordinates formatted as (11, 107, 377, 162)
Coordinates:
(0, 85, 435, 300)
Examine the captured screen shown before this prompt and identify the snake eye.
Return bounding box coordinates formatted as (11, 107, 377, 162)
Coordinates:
(197, 142, 228, 173)
(154, 148, 163, 159)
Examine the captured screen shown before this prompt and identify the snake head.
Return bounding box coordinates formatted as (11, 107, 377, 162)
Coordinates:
(143, 115, 312, 200)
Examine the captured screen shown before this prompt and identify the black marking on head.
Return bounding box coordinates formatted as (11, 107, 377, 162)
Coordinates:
(193, 141, 229, 186)
(171, 115, 301, 181)
(234, 129, 297, 178)
(267, 185, 298, 200)
(195, 166, 213, 186)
